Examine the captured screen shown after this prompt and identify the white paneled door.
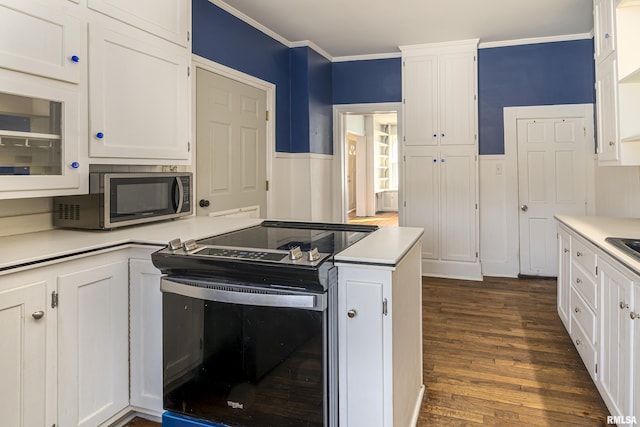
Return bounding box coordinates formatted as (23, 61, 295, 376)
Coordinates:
(196, 68, 267, 216)
(517, 118, 587, 276)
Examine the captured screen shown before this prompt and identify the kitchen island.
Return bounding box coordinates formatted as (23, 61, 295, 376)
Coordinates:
(0, 217, 424, 427)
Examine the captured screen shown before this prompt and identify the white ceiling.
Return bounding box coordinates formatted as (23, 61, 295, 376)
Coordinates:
(216, 0, 594, 58)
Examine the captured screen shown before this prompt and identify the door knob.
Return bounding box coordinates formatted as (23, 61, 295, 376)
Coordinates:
(199, 199, 210, 208)
(521, 205, 528, 212)
(32, 311, 45, 320)
(347, 309, 357, 318)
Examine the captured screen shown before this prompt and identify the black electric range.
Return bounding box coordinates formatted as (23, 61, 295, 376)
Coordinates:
(151, 220, 378, 292)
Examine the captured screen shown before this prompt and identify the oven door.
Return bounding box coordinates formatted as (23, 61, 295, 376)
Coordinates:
(161, 277, 333, 427)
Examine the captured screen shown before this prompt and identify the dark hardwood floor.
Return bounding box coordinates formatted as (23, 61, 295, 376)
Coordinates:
(418, 276, 609, 426)
(124, 276, 610, 427)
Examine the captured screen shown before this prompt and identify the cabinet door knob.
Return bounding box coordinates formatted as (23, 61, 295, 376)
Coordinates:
(347, 309, 357, 318)
(609, 141, 615, 147)
(576, 251, 583, 257)
(574, 307, 581, 313)
(575, 339, 581, 346)
(96, 132, 104, 139)
(576, 278, 582, 284)
(631, 312, 637, 320)
(563, 248, 569, 253)
(521, 205, 528, 212)
(620, 301, 628, 310)
(32, 311, 45, 320)
(605, 33, 610, 39)
(70, 161, 80, 169)
(71, 55, 80, 63)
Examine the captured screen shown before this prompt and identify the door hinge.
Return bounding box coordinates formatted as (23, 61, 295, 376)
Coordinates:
(265, 180, 269, 191)
(51, 291, 58, 309)
(474, 55, 476, 62)
(187, 31, 190, 42)
(403, 98, 406, 104)
(403, 155, 406, 161)
(382, 298, 388, 316)
(402, 61, 405, 67)
(404, 201, 406, 207)
(187, 66, 191, 77)
(265, 110, 269, 121)
(474, 94, 477, 101)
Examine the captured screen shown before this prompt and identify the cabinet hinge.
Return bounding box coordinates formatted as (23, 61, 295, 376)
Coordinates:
(188, 142, 191, 152)
(595, 363, 598, 374)
(403, 201, 406, 207)
(187, 31, 191, 42)
(474, 94, 477, 101)
(265, 110, 269, 121)
(595, 266, 598, 276)
(403, 98, 406, 104)
(474, 55, 476, 62)
(187, 66, 191, 77)
(476, 251, 479, 258)
(382, 298, 388, 316)
(584, 127, 586, 136)
(265, 180, 269, 191)
(402, 61, 405, 67)
(475, 203, 478, 210)
(403, 155, 406, 161)
(51, 291, 58, 309)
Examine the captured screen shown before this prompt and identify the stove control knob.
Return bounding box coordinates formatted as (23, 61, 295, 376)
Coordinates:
(168, 238, 182, 251)
(289, 246, 302, 260)
(183, 239, 197, 252)
(308, 248, 320, 262)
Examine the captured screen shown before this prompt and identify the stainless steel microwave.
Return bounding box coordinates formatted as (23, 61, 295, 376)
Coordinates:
(53, 172, 192, 229)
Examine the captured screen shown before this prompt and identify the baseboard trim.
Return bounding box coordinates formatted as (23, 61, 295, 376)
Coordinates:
(422, 259, 483, 281)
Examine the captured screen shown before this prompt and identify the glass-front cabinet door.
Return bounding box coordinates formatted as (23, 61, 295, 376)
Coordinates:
(0, 70, 86, 199)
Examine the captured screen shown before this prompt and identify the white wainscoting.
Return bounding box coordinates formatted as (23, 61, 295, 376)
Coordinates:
(479, 155, 518, 277)
(271, 152, 334, 222)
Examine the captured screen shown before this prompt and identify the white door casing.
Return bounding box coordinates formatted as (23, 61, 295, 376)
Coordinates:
(502, 104, 595, 278)
(332, 103, 403, 223)
(196, 67, 267, 217)
(517, 117, 587, 276)
(500, 105, 595, 277)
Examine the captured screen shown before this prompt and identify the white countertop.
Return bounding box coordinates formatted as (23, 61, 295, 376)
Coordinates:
(335, 225, 423, 266)
(0, 216, 262, 272)
(555, 215, 640, 275)
(0, 217, 424, 273)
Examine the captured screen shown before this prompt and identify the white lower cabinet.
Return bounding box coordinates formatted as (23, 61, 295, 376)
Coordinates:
(0, 247, 166, 427)
(557, 226, 571, 330)
(129, 258, 163, 414)
(598, 257, 635, 421)
(0, 279, 48, 427)
(57, 257, 130, 427)
(337, 241, 423, 427)
(557, 222, 640, 424)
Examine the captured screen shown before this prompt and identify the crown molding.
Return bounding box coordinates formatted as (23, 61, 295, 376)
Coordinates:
(479, 31, 594, 49)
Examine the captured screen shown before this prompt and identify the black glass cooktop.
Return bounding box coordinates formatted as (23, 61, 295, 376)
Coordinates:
(198, 220, 378, 255)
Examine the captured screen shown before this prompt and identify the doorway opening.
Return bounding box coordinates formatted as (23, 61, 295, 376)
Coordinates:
(333, 103, 402, 227)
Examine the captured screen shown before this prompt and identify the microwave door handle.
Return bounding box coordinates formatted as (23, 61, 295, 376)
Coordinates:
(174, 177, 184, 214)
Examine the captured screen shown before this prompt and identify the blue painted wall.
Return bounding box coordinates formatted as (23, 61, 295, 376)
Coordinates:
(478, 39, 595, 154)
(332, 58, 402, 104)
(192, 0, 292, 151)
(192, 0, 595, 156)
(308, 49, 333, 154)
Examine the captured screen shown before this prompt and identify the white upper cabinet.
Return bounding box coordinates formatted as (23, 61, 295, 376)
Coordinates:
(0, 70, 86, 199)
(402, 41, 477, 147)
(88, 0, 190, 47)
(0, 0, 83, 84)
(594, 0, 616, 64)
(88, 20, 190, 162)
(594, 0, 640, 165)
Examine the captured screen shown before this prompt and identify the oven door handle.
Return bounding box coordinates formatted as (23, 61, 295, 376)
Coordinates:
(161, 278, 323, 311)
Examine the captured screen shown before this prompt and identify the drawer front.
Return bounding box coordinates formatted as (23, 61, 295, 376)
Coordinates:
(571, 237, 597, 278)
(570, 287, 597, 345)
(570, 261, 598, 310)
(570, 321, 597, 381)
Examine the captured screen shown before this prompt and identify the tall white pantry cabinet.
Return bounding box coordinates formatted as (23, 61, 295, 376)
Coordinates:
(400, 40, 481, 280)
